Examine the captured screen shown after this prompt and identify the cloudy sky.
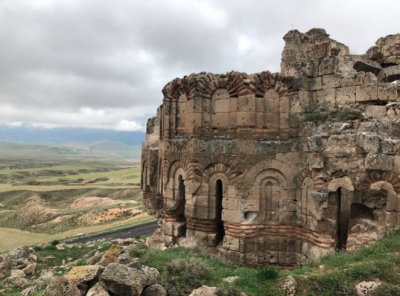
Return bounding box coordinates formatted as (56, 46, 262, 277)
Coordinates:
(0, 0, 399, 132)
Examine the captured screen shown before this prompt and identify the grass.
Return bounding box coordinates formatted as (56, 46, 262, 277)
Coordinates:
(125, 230, 400, 296)
(3, 231, 400, 295)
(131, 246, 280, 296)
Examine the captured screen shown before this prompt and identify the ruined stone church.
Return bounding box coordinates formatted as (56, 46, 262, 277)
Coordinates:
(141, 28, 400, 267)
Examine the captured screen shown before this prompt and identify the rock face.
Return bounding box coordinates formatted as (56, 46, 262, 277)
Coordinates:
(142, 28, 400, 267)
(99, 263, 149, 296)
(43, 276, 81, 296)
(189, 286, 218, 296)
(141, 283, 168, 296)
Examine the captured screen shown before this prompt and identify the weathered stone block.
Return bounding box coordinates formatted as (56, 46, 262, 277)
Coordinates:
(378, 84, 398, 101)
(336, 86, 356, 105)
(308, 77, 322, 91)
(237, 95, 256, 112)
(356, 85, 377, 102)
(237, 112, 256, 126)
(356, 134, 380, 154)
(314, 88, 335, 105)
(365, 105, 386, 117)
(264, 112, 280, 128)
(365, 154, 393, 171)
(318, 56, 338, 76)
(322, 74, 341, 89)
(222, 210, 241, 223)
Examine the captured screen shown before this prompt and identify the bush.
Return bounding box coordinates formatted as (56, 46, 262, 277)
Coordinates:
(129, 242, 148, 258)
(376, 284, 400, 296)
(161, 257, 211, 296)
(216, 284, 243, 296)
(51, 239, 60, 246)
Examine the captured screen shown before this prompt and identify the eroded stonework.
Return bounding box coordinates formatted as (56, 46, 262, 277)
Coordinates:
(141, 28, 400, 267)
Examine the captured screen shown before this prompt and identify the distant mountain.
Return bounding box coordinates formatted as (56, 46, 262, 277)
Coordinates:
(90, 140, 137, 152)
(0, 123, 146, 145)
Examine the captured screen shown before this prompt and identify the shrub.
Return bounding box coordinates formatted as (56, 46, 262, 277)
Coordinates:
(376, 284, 400, 296)
(129, 242, 148, 258)
(216, 284, 243, 296)
(51, 239, 60, 246)
(161, 257, 211, 296)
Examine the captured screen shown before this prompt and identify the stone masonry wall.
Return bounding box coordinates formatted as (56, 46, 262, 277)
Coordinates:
(142, 28, 400, 267)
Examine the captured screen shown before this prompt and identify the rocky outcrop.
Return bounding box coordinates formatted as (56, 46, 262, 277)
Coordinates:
(43, 276, 81, 296)
(142, 28, 400, 267)
(141, 284, 168, 296)
(41, 244, 165, 296)
(100, 263, 148, 296)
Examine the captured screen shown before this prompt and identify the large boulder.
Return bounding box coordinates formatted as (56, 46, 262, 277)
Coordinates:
(355, 281, 381, 296)
(141, 265, 159, 285)
(86, 252, 104, 265)
(141, 283, 168, 296)
(100, 263, 148, 296)
(43, 276, 81, 296)
(276, 275, 297, 296)
(0, 246, 36, 275)
(116, 253, 141, 270)
(3, 269, 29, 288)
(189, 286, 218, 296)
(87, 282, 110, 296)
(66, 265, 104, 286)
(97, 245, 123, 267)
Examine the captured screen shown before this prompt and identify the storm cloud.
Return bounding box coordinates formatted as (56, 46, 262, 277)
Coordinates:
(0, 0, 399, 131)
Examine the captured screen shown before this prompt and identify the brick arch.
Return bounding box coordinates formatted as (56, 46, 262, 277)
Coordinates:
(162, 71, 291, 102)
(360, 172, 400, 195)
(243, 159, 295, 198)
(201, 162, 244, 185)
(164, 160, 189, 191)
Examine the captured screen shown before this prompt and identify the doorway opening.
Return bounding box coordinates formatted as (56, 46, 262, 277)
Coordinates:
(335, 187, 352, 250)
(215, 179, 225, 244)
(177, 175, 186, 235)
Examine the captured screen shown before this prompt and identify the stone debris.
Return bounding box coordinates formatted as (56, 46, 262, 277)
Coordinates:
(189, 285, 218, 296)
(222, 276, 239, 283)
(276, 276, 297, 296)
(355, 281, 381, 296)
(142, 28, 400, 267)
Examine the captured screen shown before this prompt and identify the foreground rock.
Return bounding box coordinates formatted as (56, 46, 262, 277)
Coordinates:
(3, 269, 29, 288)
(276, 276, 297, 296)
(44, 276, 81, 296)
(189, 286, 218, 296)
(0, 246, 37, 276)
(86, 282, 110, 296)
(141, 283, 168, 296)
(100, 263, 148, 296)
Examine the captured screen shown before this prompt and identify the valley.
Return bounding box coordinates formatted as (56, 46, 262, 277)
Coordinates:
(0, 142, 153, 253)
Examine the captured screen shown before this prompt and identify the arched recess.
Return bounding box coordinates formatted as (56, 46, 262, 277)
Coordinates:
(211, 89, 230, 129)
(243, 159, 295, 199)
(209, 172, 229, 245)
(250, 168, 288, 224)
(173, 167, 187, 235)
